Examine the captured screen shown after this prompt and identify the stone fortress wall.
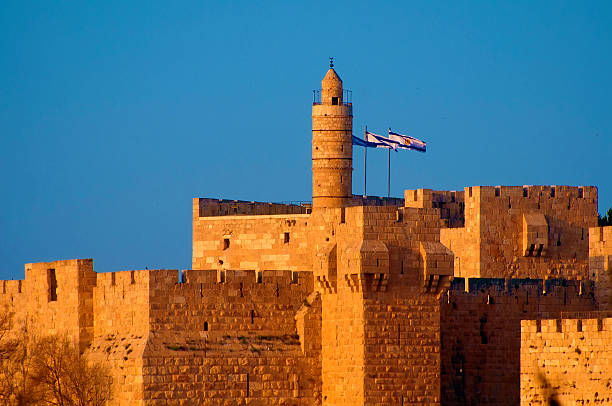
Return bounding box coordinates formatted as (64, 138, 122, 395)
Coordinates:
(520, 313, 612, 405)
(1, 264, 321, 405)
(441, 277, 598, 405)
(1, 66, 611, 405)
(590, 225, 612, 308)
(2, 246, 609, 405)
(440, 185, 598, 279)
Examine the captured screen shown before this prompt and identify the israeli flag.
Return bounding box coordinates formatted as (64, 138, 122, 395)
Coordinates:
(365, 131, 400, 150)
(388, 130, 426, 152)
(352, 135, 383, 148)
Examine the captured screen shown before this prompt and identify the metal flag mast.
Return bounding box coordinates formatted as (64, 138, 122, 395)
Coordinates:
(387, 128, 391, 198)
(387, 148, 391, 198)
(364, 126, 367, 198)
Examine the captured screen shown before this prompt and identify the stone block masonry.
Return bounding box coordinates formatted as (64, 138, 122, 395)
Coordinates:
(590, 226, 612, 309)
(193, 198, 311, 272)
(521, 314, 612, 405)
(440, 185, 598, 279)
(441, 277, 597, 406)
(1, 66, 611, 405)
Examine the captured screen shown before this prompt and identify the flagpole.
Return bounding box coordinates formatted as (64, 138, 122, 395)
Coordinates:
(388, 127, 392, 198)
(364, 126, 367, 198)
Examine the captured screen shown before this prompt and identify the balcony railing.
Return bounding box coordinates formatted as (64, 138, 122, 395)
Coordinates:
(312, 89, 352, 105)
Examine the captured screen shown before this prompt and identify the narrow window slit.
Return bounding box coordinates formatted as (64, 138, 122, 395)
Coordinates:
(48, 269, 57, 302)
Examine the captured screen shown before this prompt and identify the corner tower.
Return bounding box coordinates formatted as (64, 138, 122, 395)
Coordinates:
(312, 64, 353, 208)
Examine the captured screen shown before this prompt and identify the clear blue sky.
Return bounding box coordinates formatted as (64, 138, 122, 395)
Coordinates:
(1, 1, 610, 278)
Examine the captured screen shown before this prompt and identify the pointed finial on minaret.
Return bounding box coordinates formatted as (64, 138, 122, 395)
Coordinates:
(329, 57, 334, 68)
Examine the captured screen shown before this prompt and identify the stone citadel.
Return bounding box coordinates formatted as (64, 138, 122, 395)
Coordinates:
(1, 67, 611, 405)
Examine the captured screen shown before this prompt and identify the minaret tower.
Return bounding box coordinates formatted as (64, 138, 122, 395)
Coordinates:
(312, 59, 353, 208)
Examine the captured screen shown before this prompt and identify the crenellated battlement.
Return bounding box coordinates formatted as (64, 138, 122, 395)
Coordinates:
(404, 189, 466, 228)
(96, 268, 152, 287)
(180, 268, 313, 289)
(94, 268, 314, 304)
(521, 312, 612, 333)
(0, 279, 23, 295)
(196, 197, 310, 218)
(2, 64, 610, 406)
(403, 185, 597, 209)
(465, 184, 597, 201)
(448, 276, 593, 297)
(520, 314, 612, 405)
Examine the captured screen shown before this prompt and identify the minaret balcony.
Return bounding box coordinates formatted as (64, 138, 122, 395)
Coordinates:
(312, 89, 352, 106)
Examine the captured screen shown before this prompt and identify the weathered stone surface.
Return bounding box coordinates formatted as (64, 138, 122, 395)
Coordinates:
(1, 67, 610, 406)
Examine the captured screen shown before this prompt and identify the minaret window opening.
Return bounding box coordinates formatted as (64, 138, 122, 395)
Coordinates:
(332, 97, 339, 105)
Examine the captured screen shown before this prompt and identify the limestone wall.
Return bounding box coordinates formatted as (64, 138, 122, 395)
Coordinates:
(363, 292, 442, 406)
(590, 226, 612, 309)
(94, 270, 151, 337)
(349, 195, 404, 207)
(197, 198, 309, 217)
(88, 270, 153, 405)
(313, 202, 450, 406)
(0, 263, 322, 405)
(405, 188, 465, 228)
(148, 269, 313, 336)
(138, 269, 320, 404)
(440, 277, 597, 406)
(0, 279, 26, 336)
(193, 199, 311, 271)
(320, 289, 366, 405)
(441, 185, 598, 279)
(520, 314, 612, 405)
(0, 259, 96, 350)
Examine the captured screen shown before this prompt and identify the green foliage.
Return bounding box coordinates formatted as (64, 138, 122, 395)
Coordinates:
(598, 207, 612, 226)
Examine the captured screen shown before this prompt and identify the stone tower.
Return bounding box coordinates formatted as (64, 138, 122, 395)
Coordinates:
(312, 66, 353, 208)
